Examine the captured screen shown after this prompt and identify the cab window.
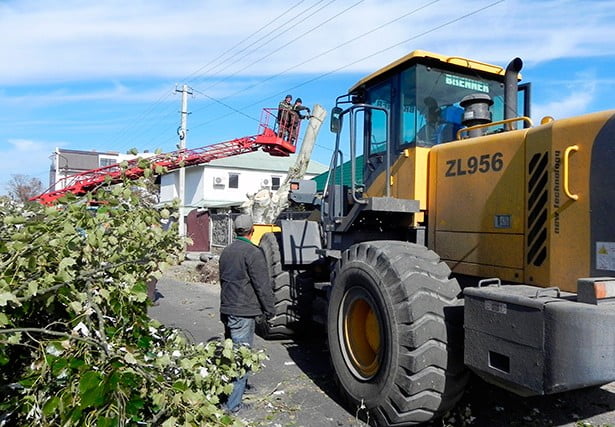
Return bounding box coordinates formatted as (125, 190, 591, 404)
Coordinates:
(400, 64, 505, 147)
(366, 81, 391, 155)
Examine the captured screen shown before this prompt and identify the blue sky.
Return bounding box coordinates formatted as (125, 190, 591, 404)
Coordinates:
(0, 0, 614, 194)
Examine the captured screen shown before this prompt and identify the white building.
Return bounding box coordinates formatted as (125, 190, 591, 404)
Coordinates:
(159, 150, 327, 209)
(159, 150, 327, 252)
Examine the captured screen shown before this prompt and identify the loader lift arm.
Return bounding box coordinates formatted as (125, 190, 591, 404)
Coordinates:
(31, 108, 297, 205)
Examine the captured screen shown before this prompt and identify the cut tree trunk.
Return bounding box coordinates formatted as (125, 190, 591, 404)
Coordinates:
(247, 104, 326, 223)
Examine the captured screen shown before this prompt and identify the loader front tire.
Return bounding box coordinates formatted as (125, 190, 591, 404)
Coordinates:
(328, 241, 467, 425)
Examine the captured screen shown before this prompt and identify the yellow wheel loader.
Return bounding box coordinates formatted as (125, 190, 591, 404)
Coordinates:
(258, 50, 615, 426)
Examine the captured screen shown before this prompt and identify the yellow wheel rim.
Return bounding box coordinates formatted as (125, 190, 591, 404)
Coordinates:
(343, 292, 381, 379)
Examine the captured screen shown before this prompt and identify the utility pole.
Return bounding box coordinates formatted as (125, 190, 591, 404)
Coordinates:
(175, 84, 192, 237)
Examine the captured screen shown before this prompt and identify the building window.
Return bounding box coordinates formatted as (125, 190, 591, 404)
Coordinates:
(271, 176, 281, 190)
(229, 173, 239, 189)
(99, 158, 116, 167)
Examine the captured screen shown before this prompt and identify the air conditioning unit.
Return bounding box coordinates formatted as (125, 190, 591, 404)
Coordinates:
(213, 176, 225, 187)
(261, 178, 270, 187)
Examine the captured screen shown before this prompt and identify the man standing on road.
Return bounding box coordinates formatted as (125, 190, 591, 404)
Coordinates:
(219, 214, 275, 414)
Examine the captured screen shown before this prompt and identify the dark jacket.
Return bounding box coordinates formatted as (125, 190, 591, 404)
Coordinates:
(291, 104, 310, 120)
(219, 237, 275, 317)
(277, 100, 292, 123)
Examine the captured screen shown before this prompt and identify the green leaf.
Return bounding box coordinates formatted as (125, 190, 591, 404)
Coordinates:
(152, 392, 165, 407)
(103, 370, 118, 390)
(69, 406, 83, 423)
(97, 416, 118, 427)
(51, 357, 68, 376)
(172, 380, 187, 392)
(58, 257, 76, 272)
(0, 291, 19, 307)
(42, 396, 60, 416)
(0, 312, 9, 327)
(132, 282, 148, 302)
(69, 358, 85, 369)
(120, 371, 139, 388)
(220, 414, 233, 425)
(137, 335, 151, 350)
(7, 333, 21, 345)
(3, 215, 26, 225)
(182, 389, 204, 405)
(222, 339, 233, 359)
(27, 281, 38, 296)
(79, 370, 105, 408)
(126, 397, 145, 416)
(68, 301, 82, 313)
(19, 375, 37, 387)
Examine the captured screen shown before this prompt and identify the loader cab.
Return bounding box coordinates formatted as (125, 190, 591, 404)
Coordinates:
(354, 52, 510, 151)
(324, 51, 530, 242)
(331, 51, 529, 191)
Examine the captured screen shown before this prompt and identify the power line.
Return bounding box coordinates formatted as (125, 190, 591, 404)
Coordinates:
(107, 2, 317, 152)
(192, 0, 343, 95)
(186, 0, 330, 90)
(193, 0, 505, 130)
(220, 0, 441, 104)
(110, 0, 505, 155)
(191, 87, 260, 123)
(105, 88, 175, 149)
(114, 99, 179, 151)
(190, 0, 362, 119)
(184, 0, 312, 84)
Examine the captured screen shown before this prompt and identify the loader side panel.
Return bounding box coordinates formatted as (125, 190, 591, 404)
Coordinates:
(428, 130, 527, 283)
(525, 111, 614, 291)
(428, 110, 615, 291)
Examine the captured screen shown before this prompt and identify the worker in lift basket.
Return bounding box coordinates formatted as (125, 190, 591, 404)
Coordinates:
(289, 97, 311, 144)
(277, 94, 293, 139)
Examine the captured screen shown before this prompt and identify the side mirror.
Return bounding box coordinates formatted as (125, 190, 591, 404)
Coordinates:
(330, 106, 343, 133)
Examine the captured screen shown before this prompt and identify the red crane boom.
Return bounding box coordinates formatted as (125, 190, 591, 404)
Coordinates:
(32, 108, 299, 205)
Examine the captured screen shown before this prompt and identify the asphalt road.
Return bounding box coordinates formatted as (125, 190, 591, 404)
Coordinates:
(149, 263, 615, 427)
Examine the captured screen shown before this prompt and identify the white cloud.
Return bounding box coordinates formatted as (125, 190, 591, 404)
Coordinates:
(0, 0, 613, 86)
(532, 71, 598, 120)
(0, 83, 170, 106)
(7, 138, 44, 151)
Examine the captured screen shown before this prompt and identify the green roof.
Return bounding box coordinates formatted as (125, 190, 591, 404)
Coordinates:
(312, 155, 363, 191)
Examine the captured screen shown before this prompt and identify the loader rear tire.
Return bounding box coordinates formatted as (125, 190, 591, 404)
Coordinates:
(257, 232, 312, 339)
(328, 241, 467, 426)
